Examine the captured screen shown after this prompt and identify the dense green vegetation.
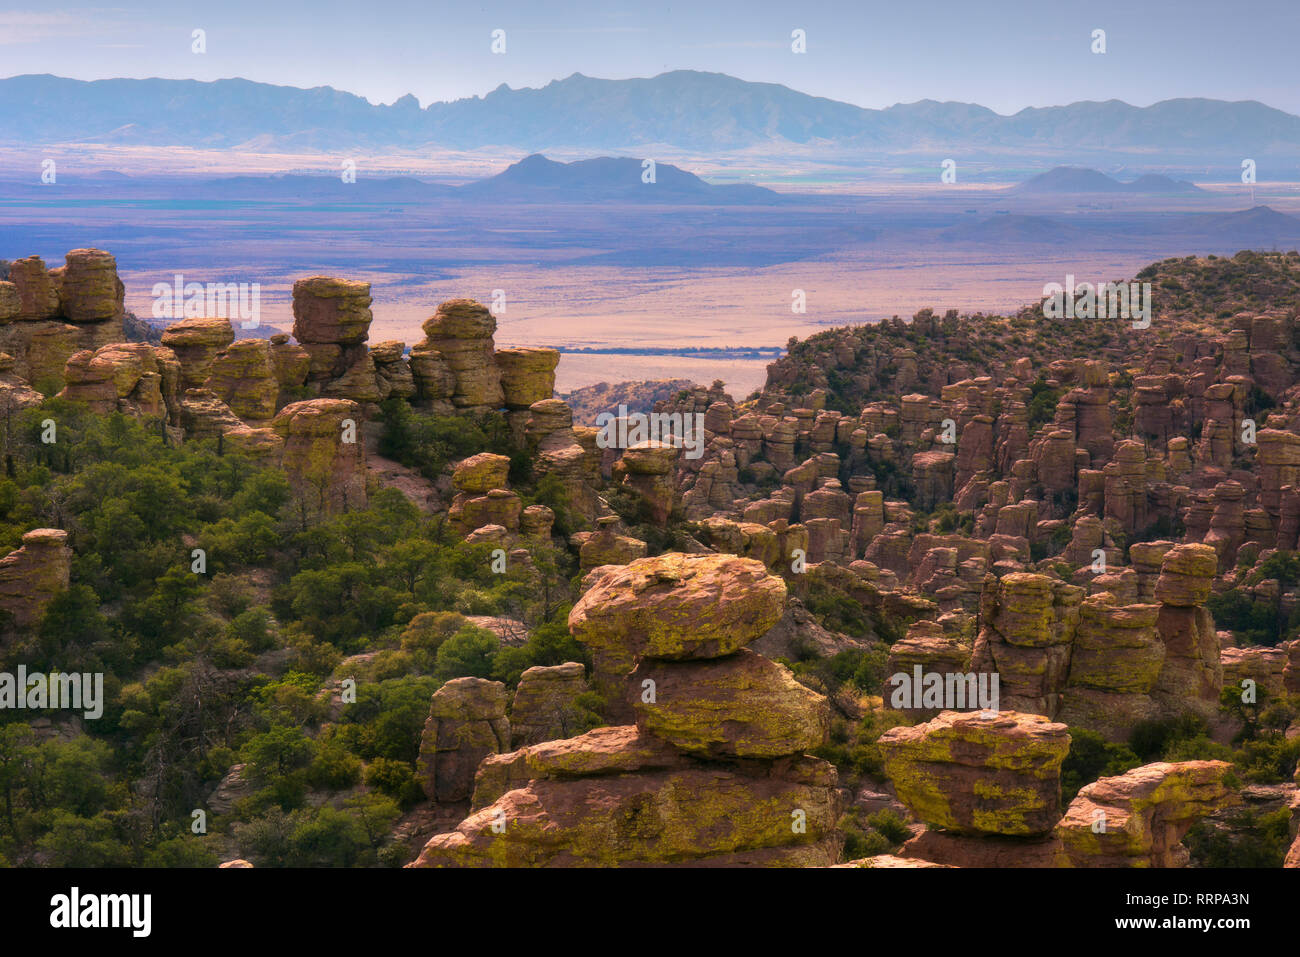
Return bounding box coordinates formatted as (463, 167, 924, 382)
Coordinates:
(0, 400, 589, 867)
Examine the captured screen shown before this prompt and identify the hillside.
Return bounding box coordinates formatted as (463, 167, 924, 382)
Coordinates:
(0, 246, 1297, 872)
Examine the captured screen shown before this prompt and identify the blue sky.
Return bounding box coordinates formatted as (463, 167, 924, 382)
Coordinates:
(2, 0, 1298, 114)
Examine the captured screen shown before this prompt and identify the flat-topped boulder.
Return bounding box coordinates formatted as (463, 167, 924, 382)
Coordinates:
(878, 710, 1071, 836)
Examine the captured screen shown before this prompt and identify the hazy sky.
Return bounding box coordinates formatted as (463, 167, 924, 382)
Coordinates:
(2, 0, 1298, 114)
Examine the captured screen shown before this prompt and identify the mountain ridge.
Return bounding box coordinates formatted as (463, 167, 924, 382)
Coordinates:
(4, 71, 1299, 156)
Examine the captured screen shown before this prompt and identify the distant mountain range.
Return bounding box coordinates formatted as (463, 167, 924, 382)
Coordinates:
(1012, 167, 1204, 193)
(3, 71, 1299, 159)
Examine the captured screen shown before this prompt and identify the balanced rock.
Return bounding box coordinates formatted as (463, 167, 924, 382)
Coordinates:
(419, 299, 503, 410)
(291, 277, 373, 345)
(570, 552, 787, 715)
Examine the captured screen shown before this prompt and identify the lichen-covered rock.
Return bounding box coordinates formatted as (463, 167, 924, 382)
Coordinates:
(509, 662, 590, 748)
(58, 342, 179, 421)
(161, 316, 236, 390)
(1057, 761, 1237, 867)
(578, 518, 648, 571)
(270, 398, 366, 514)
(570, 552, 787, 715)
(0, 282, 19, 322)
(417, 677, 510, 804)
(204, 339, 280, 420)
(1220, 645, 1288, 701)
(630, 649, 831, 759)
(878, 710, 1071, 836)
(971, 573, 1081, 716)
(1153, 543, 1218, 607)
(418, 299, 503, 410)
(0, 529, 72, 634)
(412, 754, 840, 867)
(495, 346, 558, 409)
(57, 249, 123, 322)
(291, 276, 373, 345)
(452, 453, 511, 494)
(7, 256, 60, 320)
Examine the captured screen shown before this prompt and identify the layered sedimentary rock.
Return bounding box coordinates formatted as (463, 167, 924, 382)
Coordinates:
(160, 317, 236, 390)
(1057, 761, 1238, 867)
(417, 678, 510, 804)
(1150, 544, 1222, 718)
(58, 342, 180, 422)
(292, 277, 379, 403)
(970, 573, 1081, 717)
(1057, 594, 1164, 739)
(0, 251, 126, 387)
(204, 339, 280, 420)
(417, 300, 504, 411)
(0, 528, 73, 634)
(495, 347, 559, 409)
(630, 649, 830, 758)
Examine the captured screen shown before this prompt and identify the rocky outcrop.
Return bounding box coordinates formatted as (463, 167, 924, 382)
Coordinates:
(416, 300, 503, 411)
(204, 339, 280, 420)
(417, 678, 510, 804)
(569, 552, 787, 719)
(879, 711, 1070, 837)
(412, 552, 838, 867)
(1057, 761, 1238, 867)
(0, 529, 72, 634)
(160, 317, 235, 390)
(0, 251, 126, 388)
(58, 342, 180, 423)
(509, 663, 589, 748)
(292, 277, 379, 403)
(270, 399, 366, 515)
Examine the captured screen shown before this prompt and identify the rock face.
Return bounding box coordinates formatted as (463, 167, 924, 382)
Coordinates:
(58, 342, 180, 423)
(1150, 544, 1222, 719)
(0, 251, 126, 388)
(569, 552, 787, 718)
(417, 678, 510, 804)
(631, 649, 830, 759)
(509, 662, 589, 748)
(160, 317, 236, 390)
(417, 300, 504, 411)
(412, 551, 839, 867)
(0, 529, 73, 634)
(879, 711, 1071, 837)
(1057, 761, 1238, 867)
(204, 340, 280, 420)
(971, 573, 1081, 717)
(270, 399, 367, 515)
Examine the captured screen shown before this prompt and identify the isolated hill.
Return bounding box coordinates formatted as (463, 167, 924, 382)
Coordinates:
(459, 154, 780, 203)
(0, 155, 777, 206)
(1012, 166, 1203, 193)
(1183, 205, 1300, 241)
(3, 72, 1299, 157)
